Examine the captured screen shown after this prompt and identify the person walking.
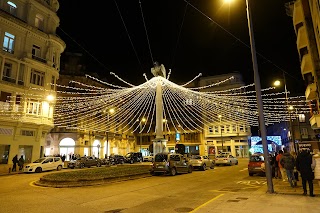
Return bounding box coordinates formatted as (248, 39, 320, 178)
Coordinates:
(12, 154, 18, 172)
(273, 152, 279, 179)
(276, 150, 287, 181)
(18, 156, 25, 171)
(280, 149, 296, 187)
(296, 149, 316, 197)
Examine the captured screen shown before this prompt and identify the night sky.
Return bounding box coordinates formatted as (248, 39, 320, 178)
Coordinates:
(57, 0, 304, 95)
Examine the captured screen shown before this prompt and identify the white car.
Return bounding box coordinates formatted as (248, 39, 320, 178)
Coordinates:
(215, 154, 238, 166)
(24, 157, 63, 173)
(143, 155, 154, 162)
(189, 155, 215, 171)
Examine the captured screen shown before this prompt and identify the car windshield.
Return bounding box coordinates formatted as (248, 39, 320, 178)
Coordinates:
(154, 154, 168, 162)
(33, 158, 46, 163)
(191, 155, 201, 159)
(250, 155, 264, 162)
(216, 155, 228, 158)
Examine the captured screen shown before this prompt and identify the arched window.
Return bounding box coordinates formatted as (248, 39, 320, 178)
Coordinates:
(59, 138, 75, 161)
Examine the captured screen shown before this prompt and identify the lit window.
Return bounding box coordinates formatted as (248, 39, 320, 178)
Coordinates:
(3, 32, 15, 53)
(298, 114, 306, 122)
(27, 100, 41, 115)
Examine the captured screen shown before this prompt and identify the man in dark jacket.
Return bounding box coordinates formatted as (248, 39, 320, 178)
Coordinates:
(280, 149, 296, 187)
(12, 154, 18, 172)
(296, 150, 315, 197)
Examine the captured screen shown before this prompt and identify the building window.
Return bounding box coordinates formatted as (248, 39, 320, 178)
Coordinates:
(21, 130, 35, 136)
(239, 125, 245, 132)
(208, 126, 213, 134)
(52, 51, 56, 68)
(27, 99, 41, 115)
(214, 126, 219, 134)
(30, 70, 44, 86)
(2, 62, 15, 83)
(0, 145, 10, 164)
(3, 32, 15, 54)
(51, 76, 55, 90)
(7, 1, 17, 16)
(32, 45, 41, 57)
(220, 125, 225, 134)
(301, 128, 308, 136)
(298, 114, 306, 122)
(232, 124, 237, 132)
(35, 14, 44, 31)
(226, 125, 230, 133)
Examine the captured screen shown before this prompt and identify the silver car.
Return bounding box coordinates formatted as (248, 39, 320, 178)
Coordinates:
(189, 155, 215, 171)
(215, 154, 238, 166)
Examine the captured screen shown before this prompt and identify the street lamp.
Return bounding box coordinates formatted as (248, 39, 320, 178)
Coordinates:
(106, 108, 115, 157)
(224, 0, 274, 193)
(274, 78, 297, 153)
(138, 118, 146, 152)
(218, 115, 224, 152)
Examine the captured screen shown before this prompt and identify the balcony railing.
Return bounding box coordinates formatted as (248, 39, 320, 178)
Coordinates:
(32, 55, 47, 64)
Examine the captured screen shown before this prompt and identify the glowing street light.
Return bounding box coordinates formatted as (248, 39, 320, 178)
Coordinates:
(47, 94, 54, 101)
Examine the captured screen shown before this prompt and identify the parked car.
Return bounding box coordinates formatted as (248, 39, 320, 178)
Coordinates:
(248, 153, 265, 176)
(124, 152, 143, 164)
(67, 156, 102, 169)
(189, 155, 215, 171)
(150, 152, 193, 176)
(215, 154, 238, 166)
(109, 154, 125, 165)
(101, 158, 111, 166)
(143, 154, 154, 162)
(23, 157, 63, 173)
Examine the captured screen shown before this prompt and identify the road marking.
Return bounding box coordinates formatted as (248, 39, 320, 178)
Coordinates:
(239, 168, 248, 172)
(236, 180, 266, 185)
(190, 194, 224, 213)
(29, 180, 46, 188)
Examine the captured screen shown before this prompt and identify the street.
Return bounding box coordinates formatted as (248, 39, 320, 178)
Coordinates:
(0, 158, 270, 213)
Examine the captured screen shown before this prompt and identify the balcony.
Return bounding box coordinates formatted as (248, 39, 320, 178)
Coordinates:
(309, 114, 320, 129)
(297, 25, 308, 50)
(305, 83, 317, 100)
(32, 55, 47, 64)
(293, 1, 303, 26)
(301, 54, 313, 76)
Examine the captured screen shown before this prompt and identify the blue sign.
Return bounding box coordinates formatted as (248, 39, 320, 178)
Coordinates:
(176, 133, 180, 141)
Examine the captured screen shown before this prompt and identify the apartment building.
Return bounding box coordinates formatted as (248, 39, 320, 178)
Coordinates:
(0, 0, 65, 172)
(287, 0, 320, 130)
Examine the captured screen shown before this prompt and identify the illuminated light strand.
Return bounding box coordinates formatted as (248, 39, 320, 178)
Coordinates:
(188, 76, 235, 90)
(109, 72, 136, 87)
(167, 69, 172, 80)
(85, 74, 128, 89)
(180, 73, 203, 87)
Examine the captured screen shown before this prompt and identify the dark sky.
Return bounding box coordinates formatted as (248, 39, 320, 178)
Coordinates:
(57, 0, 304, 95)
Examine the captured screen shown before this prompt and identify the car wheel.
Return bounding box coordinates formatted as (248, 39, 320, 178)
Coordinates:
(235, 161, 238, 165)
(188, 166, 193, 173)
(57, 165, 62, 171)
(202, 164, 206, 171)
(130, 159, 134, 164)
(170, 167, 176, 176)
(249, 173, 253, 176)
(35, 167, 42, 173)
(229, 161, 232, 166)
(97, 162, 101, 167)
(80, 163, 85, 169)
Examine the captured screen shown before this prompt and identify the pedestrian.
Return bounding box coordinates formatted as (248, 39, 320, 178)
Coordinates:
(276, 150, 287, 181)
(11, 154, 18, 172)
(280, 148, 296, 187)
(61, 154, 66, 162)
(18, 156, 24, 171)
(296, 149, 316, 197)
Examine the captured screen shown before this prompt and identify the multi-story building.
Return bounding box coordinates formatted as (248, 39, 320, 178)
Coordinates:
(46, 52, 136, 160)
(0, 0, 65, 172)
(286, 0, 320, 130)
(194, 72, 252, 158)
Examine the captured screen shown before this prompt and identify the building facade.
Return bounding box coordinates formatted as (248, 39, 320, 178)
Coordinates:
(0, 0, 65, 172)
(287, 0, 320, 130)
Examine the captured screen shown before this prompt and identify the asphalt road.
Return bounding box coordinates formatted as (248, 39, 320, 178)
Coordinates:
(0, 158, 267, 213)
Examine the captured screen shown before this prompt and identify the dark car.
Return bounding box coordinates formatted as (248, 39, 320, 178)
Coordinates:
(67, 156, 102, 169)
(124, 152, 143, 164)
(150, 152, 193, 176)
(109, 154, 125, 165)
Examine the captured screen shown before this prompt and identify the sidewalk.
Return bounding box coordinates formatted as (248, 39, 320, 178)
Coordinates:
(197, 178, 320, 213)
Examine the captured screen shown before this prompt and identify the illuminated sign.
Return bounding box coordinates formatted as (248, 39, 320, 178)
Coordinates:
(176, 133, 180, 141)
(250, 136, 282, 153)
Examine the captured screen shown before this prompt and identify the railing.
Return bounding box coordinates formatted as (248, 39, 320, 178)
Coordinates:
(32, 55, 47, 63)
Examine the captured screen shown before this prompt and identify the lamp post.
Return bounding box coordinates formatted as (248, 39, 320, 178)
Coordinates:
(138, 118, 146, 152)
(274, 78, 297, 153)
(218, 115, 224, 152)
(106, 108, 115, 157)
(225, 0, 274, 193)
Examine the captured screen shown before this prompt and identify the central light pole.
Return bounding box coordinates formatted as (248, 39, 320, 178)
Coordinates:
(225, 0, 274, 193)
(138, 118, 146, 152)
(106, 108, 115, 158)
